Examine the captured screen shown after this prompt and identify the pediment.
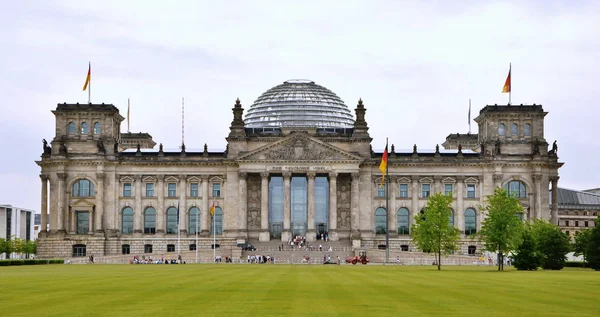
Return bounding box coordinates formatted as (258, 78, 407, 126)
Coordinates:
(396, 176, 412, 183)
(70, 198, 95, 208)
(442, 177, 456, 184)
(419, 177, 434, 183)
(164, 176, 179, 183)
(187, 176, 201, 182)
(119, 175, 135, 183)
(465, 176, 480, 183)
(237, 133, 363, 162)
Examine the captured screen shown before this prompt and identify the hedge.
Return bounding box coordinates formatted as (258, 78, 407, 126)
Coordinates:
(564, 261, 587, 268)
(0, 259, 64, 266)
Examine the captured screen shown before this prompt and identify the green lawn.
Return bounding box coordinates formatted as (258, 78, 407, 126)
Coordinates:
(1, 265, 598, 316)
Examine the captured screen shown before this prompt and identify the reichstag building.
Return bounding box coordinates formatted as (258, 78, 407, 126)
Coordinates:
(36, 79, 562, 258)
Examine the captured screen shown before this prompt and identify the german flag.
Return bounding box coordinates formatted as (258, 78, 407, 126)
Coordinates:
(209, 201, 215, 216)
(82, 62, 91, 91)
(502, 64, 511, 93)
(379, 143, 388, 188)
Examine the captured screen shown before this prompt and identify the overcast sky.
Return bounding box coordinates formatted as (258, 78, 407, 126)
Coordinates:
(1, 0, 599, 211)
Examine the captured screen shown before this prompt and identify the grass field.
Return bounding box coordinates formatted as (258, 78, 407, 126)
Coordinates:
(1, 264, 599, 316)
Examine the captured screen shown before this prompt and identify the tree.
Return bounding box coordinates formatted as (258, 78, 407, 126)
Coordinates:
(512, 227, 540, 270)
(531, 219, 570, 270)
(9, 237, 23, 259)
(586, 217, 600, 270)
(478, 188, 525, 271)
(573, 229, 592, 265)
(0, 238, 7, 259)
(410, 192, 461, 270)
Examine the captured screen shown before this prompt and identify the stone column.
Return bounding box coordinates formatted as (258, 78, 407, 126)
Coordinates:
(70, 210, 76, 233)
(156, 175, 165, 234)
(95, 173, 105, 233)
(493, 174, 503, 189)
(433, 175, 442, 195)
(282, 172, 291, 241)
(179, 174, 187, 234)
(57, 172, 67, 233)
(328, 172, 338, 241)
(238, 172, 247, 233)
(456, 176, 465, 232)
(40, 174, 48, 234)
(389, 176, 397, 235)
(201, 175, 209, 234)
(411, 176, 419, 222)
(259, 172, 270, 241)
(134, 175, 143, 233)
(306, 172, 316, 241)
(351, 173, 360, 236)
(551, 176, 559, 225)
(533, 174, 542, 219)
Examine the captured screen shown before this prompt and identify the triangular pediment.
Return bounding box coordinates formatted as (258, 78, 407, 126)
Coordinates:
(237, 132, 363, 161)
(70, 199, 95, 208)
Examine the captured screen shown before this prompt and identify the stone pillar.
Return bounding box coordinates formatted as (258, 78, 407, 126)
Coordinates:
(40, 174, 48, 234)
(201, 175, 209, 234)
(457, 176, 465, 232)
(88, 209, 94, 234)
(134, 175, 143, 233)
(411, 176, 419, 222)
(551, 176, 559, 225)
(306, 172, 316, 241)
(533, 174, 542, 219)
(238, 172, 247, 233)
(389, 176, 397, 235)
(156, 175, 165, 234)
(282, 172, 291, 241)
(259, 172, 270, 242)
(70, 210, 76, 233)
(179, 174, 187, 234)
(351, 173, 360, 236)
(329, 172, 338, 241)
(433, 175, 442, 195)
(95, 173, 105, 233)
(493, 174, 503, 189)
(57, 172, 67, 232)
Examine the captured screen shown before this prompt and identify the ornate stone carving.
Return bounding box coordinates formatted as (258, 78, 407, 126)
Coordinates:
(282, 172, 292, 179)
(42, 139, 51, 155)
(246, 174, 261, 230)
(40, 174, 49, 181)
(57, 172, 67, 181)
(493, 174, 503, 183)
(264, 137, 339, 160)
(200, 175, 209, 181)
(238, 172, 247, 179)
(411, 175, 419, 182)
(329, 172, 338, 178)
(95, 173, 106, 181)
(456, 175, 465, 182)
(260, 172, 269, 179)
(336, 174, 351, 230)
(351, 173, 360, 181)
(306, 171, 316, 179)
(532, 174, 542, 182)
(135, 175, 142, 181)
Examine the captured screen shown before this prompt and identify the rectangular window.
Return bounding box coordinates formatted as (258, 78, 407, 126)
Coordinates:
(122, 244, 130, 255)
(575, 221, 579, 227)
(213, 183, 221, 197)
(565, 220, 569, 226)
(168, 183, 177, 197)
(445, 184, 453, 196)
(399, 184, 408, 198)
(144, 244, 153, 253)
(421, 184, 430, 198)
(189, 244, 197, 251)
(467, 184, 476, 198)
(377, 184, 386, 198)
(76, 212, 89, 234)
(190, 183, 199, 197)
(167, 244, 175, 252)
(26, 212, 31, 241)
(6, 208, 12, 239)
(72, 245, 86, 257)
(146, 183, 154, 197)
(123, 183, 132, 197)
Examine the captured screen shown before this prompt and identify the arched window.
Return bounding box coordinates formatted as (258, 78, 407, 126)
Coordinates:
(498, 123, 505, 136)
(465, 208, 477, 235)
(93, 122, 101, 135)
(144, 207, 156, 234)
(397, 208, 409, 235)
(524, 123, 531, 136)
(511, 123, 518, 135)
(210, 207, 223, 235)
(81, 122, 89, 134)
(166, 207, 178, 234)
(188, 207, 200, 234)
(72, 179, 95, 197)
(122, 207, 134, 234)
(68, 122, 76, 134)
(449, 209, 455, 228)
(505, 181, 527, 198)
(375, 207, 387, 234)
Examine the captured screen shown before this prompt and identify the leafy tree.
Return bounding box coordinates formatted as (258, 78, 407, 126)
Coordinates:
(0, 238, 7, 258)
(586, 217, 600, 270)
(411, 192, 461, 270)
(21, 240, 36, 259)
(512, 227, 539, 270)
(478, 188, 525, 271)
(531, 220, 570, 270)
(573, 229, 592, 265)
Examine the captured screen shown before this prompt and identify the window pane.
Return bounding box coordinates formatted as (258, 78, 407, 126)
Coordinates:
(123, 183, 132, 197)
(213, 183, 220, 197)
(498, 123, 505, 136)
(81, 122, 89, 134)
(211, 207, 223, 234)
(397, 208, 409, 235)
(122, 207, 134, 234)
(399, 184, 408, 198)
(68, 122, 76, 134)
(465, 208, 477, 235)
(375, 207, 386, 234)
(511, 123, 518, 135)
(77, 212, 89, 234)
(189, 207, 200, 234)
(166, 207, 178, 234)
(146, 183, 154, 197)
(94, 122, 101, 134)
(190, 183, 199, 197)
(467, 184, 476, 198)
(422, 184, 430, 198)
(377, 184, 386, 197)
(168, 183, 177, 197)
(524, 123, 531, 136)
(144, 207, 156, 234)
(445, 184, 453, 196)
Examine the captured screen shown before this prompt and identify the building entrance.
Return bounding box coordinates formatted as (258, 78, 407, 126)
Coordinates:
(270, 223, 282, 238)
(316, 223, 328, 239)
(292, 223, 306, 237)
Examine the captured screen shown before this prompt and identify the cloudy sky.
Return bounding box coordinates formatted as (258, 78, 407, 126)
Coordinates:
(1, 0, 599, 211)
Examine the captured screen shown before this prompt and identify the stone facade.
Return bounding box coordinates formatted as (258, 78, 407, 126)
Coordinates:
(36, 93, 563, 259)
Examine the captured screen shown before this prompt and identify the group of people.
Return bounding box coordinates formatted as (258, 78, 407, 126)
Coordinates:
(247, 254, 275, 264)
(130, 255, 185, 264)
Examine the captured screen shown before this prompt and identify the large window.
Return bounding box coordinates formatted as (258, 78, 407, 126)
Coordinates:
(399, 184, 408, 198)
(122, 244, 130, 255)
(498, 123, 506, 136)
(26, 212, 31, 241)
(167, 244, 175, 252)
(314, 176, 329, 231)
(375, 207, 387, 234)
(269, 176, 284, 238)
(213, 183, 221, 197)
(524, 123, 531, 136)
(121, 207, 134, 234)
(123, 183, 132, 197)
(168, 183, 177, 197)
(210, 207, 223, 235)
(144, 244, 152, 253)
(511, 123, 518, 135)
(81, 122, 89, 134)
(466, 184, 476, 198)
(72, 244, 86, 257)
(68, 122, 76, 135)
(76, 211, 89, 234)
(445, 184, 453, 196)
(72, 179, 95, 197)
(144, 207, 156, 234)
(166, 207, 178, 234)
(465, 208, 477, 235)
(377, 183, 386, 198)
(291, 176, 308, 236)
(146, 183, 154, 197)
(93, 122, 101, 135)
(397, 207, 409, 235)
(506, 181, 527, 198)
(189, 207, 200, 234)
(421, 184, 430, 198)
(190, 183, 199, 197)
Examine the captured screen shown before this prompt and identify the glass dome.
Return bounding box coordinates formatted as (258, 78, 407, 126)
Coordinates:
(244, 80, 355, 128)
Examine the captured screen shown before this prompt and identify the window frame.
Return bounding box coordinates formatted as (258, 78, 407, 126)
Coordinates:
(524, 123, 531, 136)
(72, 179, 95, 197)
(121, 207, 134, 234)
(122, 244, 130, 255)
(145, 183, 155, 197)
(377, 183, 386, 198)
(465, 208, 477, 235)
(123, 183, 132, 197)
(421, 184, 430, 198)
(466, 184, 476, 198)
(144, 207, 156, 234)
(188, 207, 200, 234)
(167, 183, 177, 197)
(506, 180, 527, 198)
(511, 123, 518, 135)
(498, 123, 506, 136)
(397, 207, 409, 235)
(375, 207, 387, 234)
(444, 184, 453, 197)
(81, 122, 89, 134)
(93, 122, 101, 135)
(68, 122, 76, 135)
(190, 183, 199, 197)
(72, 244, 86, 257)
(399, 184, 408, 198)
(212, 183, 221, 197)
(144, 244, 153, 253)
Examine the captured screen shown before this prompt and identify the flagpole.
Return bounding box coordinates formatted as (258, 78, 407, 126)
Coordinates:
(509, 63, 512, 105)
(468, 99, 471, 134)
(213, 202, 216, 263)
(385, 137, 389, 264)
(177, 203, 180, 260)
(195, 210, 199, 263)
(127, 98, 130, 133)
(88, 62, 91, 104)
